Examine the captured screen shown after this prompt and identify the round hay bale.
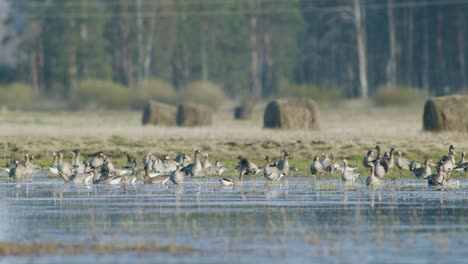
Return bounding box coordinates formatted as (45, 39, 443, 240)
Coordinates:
(263, 98, 319, 130)
(234, 102, 255, 120)
(176, 103, 213, 127)
(423, 95, 468, 132)
(141, 100, 177, 126)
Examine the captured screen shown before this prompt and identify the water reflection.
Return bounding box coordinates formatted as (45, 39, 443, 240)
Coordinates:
(0, 176, 466, 263)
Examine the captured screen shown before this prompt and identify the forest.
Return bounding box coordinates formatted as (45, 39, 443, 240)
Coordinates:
(0, 0, 467, 109)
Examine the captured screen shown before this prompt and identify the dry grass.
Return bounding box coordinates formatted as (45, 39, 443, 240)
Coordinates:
(0, 100, 467, 176)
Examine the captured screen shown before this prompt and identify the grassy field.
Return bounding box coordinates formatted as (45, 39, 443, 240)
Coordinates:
(0, 101, 466, 178)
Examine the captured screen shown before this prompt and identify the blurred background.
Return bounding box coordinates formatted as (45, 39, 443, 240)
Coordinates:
(0, 0, 466, 111)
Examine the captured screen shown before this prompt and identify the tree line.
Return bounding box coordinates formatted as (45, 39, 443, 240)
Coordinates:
(1, 0, 467, 101)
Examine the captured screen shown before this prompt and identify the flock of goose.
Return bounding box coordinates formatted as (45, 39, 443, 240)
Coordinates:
(2, 145, 465, 188)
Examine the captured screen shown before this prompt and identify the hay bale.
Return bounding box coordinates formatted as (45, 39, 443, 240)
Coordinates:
(423, 95, 468, 132)
(234, 102, 255, 120)
(263, 98, 319, 130)
(176, 103, 213, 126)
(141, 100, 177, 126)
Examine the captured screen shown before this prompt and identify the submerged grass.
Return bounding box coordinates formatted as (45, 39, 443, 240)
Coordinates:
(0, 241, 196, 256)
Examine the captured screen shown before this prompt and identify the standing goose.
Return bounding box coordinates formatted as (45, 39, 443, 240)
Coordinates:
(163, 155, 178, 172)
(373, 156, 386, 179)
(381, 152, 390, 172)
(320, 153, 331, 172)
(181, 150, 202, 177)
(375, 145, 382, 157)
(94, 159, 124, 185)
(366, 163, 381, 187)
(169, 165, 185, 185)
(362, 150, 373, 168)
(235, 156, 260, 175)
(395, 151, 410, 170)
(409, 160, 422, 171)
(67, 162, 94, 184)
(175, 154, 192, 167)
(205, 160, 227, 176)
(220, 168, 246, 187)
(201, 152, 212, 169)
(381, 147, 395, 172)
(9, 160, 25, 181)
(57, 152, 73, 179)
(411, 159, 432, 179)
(427, 159, 450, 186)
(72, 149, 86, 174)
(263, 155, 285, 181)
(89, 153, 105, 170)
(48, 152, 60, 176)
(276, 151, 291, 176)
(455, 151, 468, 172)
(341, 159, 359, 182)
(310, 156, 323, 176)
(435, 145, 456, 173)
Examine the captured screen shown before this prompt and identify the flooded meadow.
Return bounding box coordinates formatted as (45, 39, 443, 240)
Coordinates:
(0, 173, 466, 263)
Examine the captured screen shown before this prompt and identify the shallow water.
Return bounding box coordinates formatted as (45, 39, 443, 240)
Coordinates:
(0, 174, 467, 264)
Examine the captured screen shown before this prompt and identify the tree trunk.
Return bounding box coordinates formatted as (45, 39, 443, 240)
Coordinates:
(436, 9, 445, 94)
(422, 2, 430, 92)
(30, 51, 39, 95)
(386, 0, 396, 87)
(249, 0, 261, 99)
(353, 0, 368, 98)
(136, 0, 144, 84)
(406, 7, 414, 86)
(457, 10, 467, 89)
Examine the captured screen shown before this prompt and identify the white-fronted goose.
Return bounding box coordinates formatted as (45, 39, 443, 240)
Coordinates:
(144, 165, 169, 185)
(9, 160, 25, 181)
(276, 151, 290, 176)
(48, 152, 59, 176)
(220, 168, 246, 186)
(381, 147, 395, 172)
(263, 155, 285, 181)
(366, 163, 381, 187)
(67, 162, 93, 184)
(409, 160, 422, 171)
(201, 152, 212, 169)
(412, 159, 432, 179)
(72, 149, 86, 174)
(175, 153, 192, 167)
(341, 159, 359, 182)
(373, 156, 385, 179)
(395, 151, 409, 170)
(320, 153, 331, 171)
(181, 150, 202, 177)
(163, 155, 178, 172)
(57, 152, 73, 178)
(89, 152, 105, 169)
(235, 156, 260, 175)
(362, 150, 373, 168)
(455, 151, 468, 173)
(169, 164, 184, 185)
(310, 156, 323, 176)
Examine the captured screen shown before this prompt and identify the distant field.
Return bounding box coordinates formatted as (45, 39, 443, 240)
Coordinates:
(0, 102, 466, 178)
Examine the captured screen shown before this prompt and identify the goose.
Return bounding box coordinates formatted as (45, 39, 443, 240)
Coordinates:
(381, 152, 390, 172)
(310, 156, 323, 176)
(427, 159, 453, 186)
(375, 145, 382, 157)
(169, 165, 185, 185)
(366, 163, 381, 187)
(94, 160, 125, 185)
(409, 160, 422, 171)
(175, 153, 192, 167)
(48, 152, 59, 176)
(263, 155, 285, 181)
(181, 150, 202, 177)
(67, 162, 94, 184)
(142, 152, 153, 169)
(220, 168, 246, 187)
(163, 155, 178, 172)
(144, 165, 169, 185)
(57, 152, 73, 179)
(320, 153, 331, 172)
(24, 154, 38, 174)
(213, 160, 227, 175)
(411, 159, 432, 179)
(275, 151, 290, 176)
(373, 156, 385, 179)
(454, 151, 468, 173)
(341, 159, 359, 182)
(381, 147, 395, 172)
(201, 152, 212, 169)
(235, 156, 260, 175)
(395, 151, 409, 170)
(435, 152, 455, 174)
(150, 156, 165, 175)
(9, 160, 25, 181)
(72, 149, 86, 174)
(362, 150, 373, 168)
(89, 152, 105, 169)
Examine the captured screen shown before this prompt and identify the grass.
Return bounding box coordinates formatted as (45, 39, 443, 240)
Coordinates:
(0, 101, 467, 179)
(0, 241, 195, 256)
